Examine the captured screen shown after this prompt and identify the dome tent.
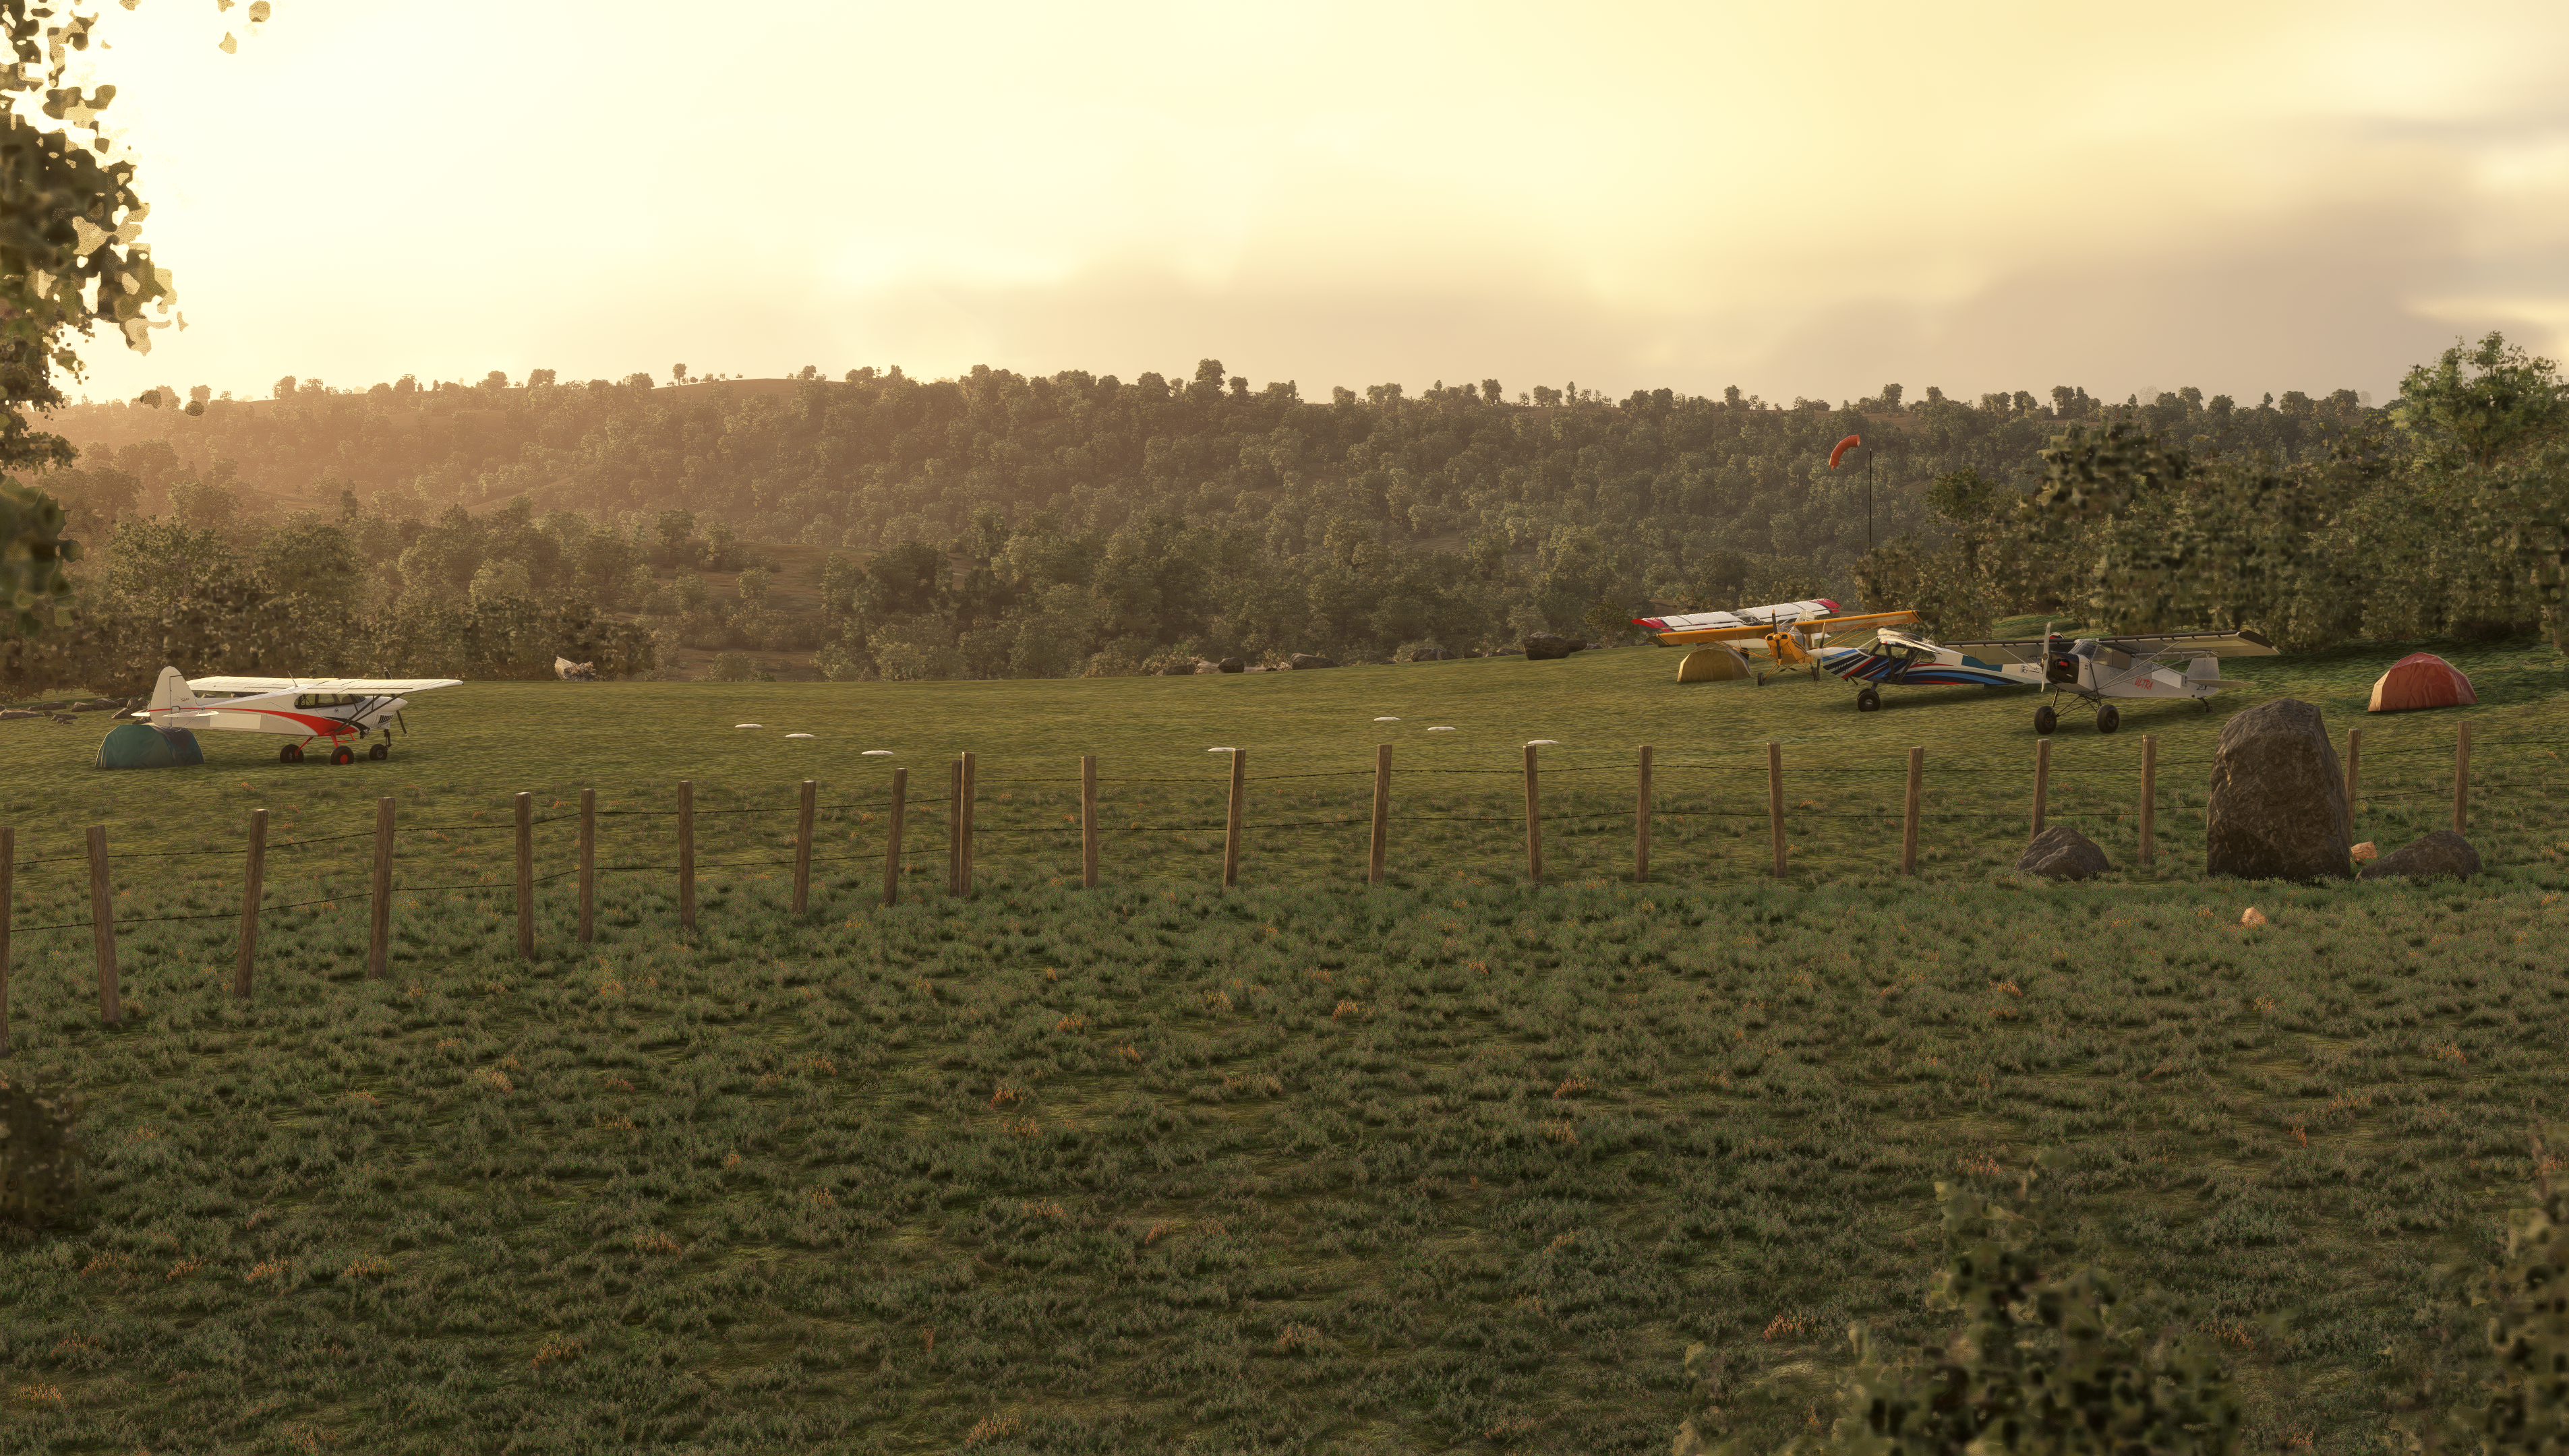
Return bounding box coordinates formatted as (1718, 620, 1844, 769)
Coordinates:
(95, 722, 206, 768)
(1676, 643, 1754, 683)
(2368, 653, 2477, 712)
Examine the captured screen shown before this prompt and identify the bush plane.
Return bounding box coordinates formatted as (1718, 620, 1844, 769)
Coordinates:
(1814, 626, 2276, 733)
(142, 665, 462, 763)
(1633, 601, 1925, 685)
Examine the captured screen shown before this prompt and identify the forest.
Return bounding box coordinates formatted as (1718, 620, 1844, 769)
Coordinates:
(5, 344, 2551, 692)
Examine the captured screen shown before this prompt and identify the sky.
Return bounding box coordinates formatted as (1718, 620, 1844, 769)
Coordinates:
(45, 0, 2569, 408)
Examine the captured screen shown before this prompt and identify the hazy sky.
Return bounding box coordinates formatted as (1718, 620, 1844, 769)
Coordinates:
(49, 1, 2569, 408)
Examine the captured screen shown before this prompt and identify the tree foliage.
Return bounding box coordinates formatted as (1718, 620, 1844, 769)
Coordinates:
(1, 0, 235, 630)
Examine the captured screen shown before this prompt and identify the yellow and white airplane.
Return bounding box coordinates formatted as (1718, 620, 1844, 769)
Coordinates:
(1633, 601, 1924, 685)
(143, 665, 462, 764)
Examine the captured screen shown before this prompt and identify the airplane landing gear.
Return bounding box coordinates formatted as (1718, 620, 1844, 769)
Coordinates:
(330, 746, 357, 765)
(2096, 705, 2121, 734)
(279, 744, 303, 764)
(1855, 687, 1881, 712)
(368, 743, 388, 761)
(2033, 705, 2059, 735)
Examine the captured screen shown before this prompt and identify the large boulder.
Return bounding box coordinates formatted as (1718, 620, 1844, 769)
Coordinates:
(2204, 698, 2349, 882)
(1158, 661, 1196, 675)
(1523, 632, 1583, 661)
(2359, 829, 2481, 882)
(1192, 660, 1220, 674)
(554, 657, 597, 681)
(1406, 646, 1454, 663)
(1289, 653, 1337, 670)
(1218, 657, 1246, 673)
(2015, 826, 2111, 881)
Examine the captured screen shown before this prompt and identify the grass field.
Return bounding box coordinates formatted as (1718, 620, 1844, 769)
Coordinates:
(3, 631, 2568, 1451)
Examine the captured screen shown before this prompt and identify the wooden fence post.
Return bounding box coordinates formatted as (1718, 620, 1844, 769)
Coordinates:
(514, 791, 534, 961)
(883, 767, 908, 907)
(1222, 748, 1247, 888)
(235, 810, 265, 1000)
(947, 758, 964, 896)
(1634, 745, 1653, 884)
(1369, 744, 1392, 886)
(369, 797, 393, 979)
(2454, 720, 2471, 835)
(794, 778, 816, 913)
(2343, 727, 2362, 819)
(1901, 747, 1923, 875)
(1766, 743, 1786, 878)
(1523, 745, 1543, 884)
(1080, 755, 1099, 890)
(2138, 735, 2158, 869)
(86, 824, 119, 1026)
(960, 752, 977, 897)
(678, 779, 696, 931)
(578, 789, 595, 944)
(1, 826, 12, 1057)
(2030, 739, 2052, 841)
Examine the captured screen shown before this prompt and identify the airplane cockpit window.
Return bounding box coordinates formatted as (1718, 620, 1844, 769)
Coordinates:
(2071, 639, 2100, 659)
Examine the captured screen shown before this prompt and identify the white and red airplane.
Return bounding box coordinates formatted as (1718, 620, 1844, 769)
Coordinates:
(143, 665, 462, 764)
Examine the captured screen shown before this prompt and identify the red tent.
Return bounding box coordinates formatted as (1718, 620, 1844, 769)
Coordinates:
(2367, 653, 2477, 712)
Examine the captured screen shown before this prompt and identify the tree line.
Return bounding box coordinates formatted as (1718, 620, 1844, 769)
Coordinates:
(11, 359, 2404, 686)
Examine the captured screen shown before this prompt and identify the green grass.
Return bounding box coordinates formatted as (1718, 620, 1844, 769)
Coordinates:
(3, 635, 2568, 1452)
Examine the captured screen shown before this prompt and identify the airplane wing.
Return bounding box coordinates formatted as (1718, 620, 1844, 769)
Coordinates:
(2098, 629, 2278, 658)
(187, 675, 464, 694)
(1651, 609, 1919, 646)
(1633, 598, 1840, 636)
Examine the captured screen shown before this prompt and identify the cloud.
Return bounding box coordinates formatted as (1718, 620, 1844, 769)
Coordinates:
(45, 0, 2569, 408)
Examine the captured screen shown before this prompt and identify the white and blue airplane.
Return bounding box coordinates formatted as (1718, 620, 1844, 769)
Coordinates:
(1817, 626, 2276, 733)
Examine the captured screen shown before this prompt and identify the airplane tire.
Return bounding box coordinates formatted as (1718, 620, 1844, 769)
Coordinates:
(2034, 706, 2059, 735)
(279, 744, 303, 764)
(331, 746, 357, 766)
(2096, 705, 2121, 734)
(369, 743, 388, 761)
(1855, 688, 1881, 712)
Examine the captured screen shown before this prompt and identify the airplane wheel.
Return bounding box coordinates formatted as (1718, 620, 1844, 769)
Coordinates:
(2096, 705, 2121, 734)
(2034, 706, 2059, 735)
(330, 746, 357, 766)
(279, 744, 303, 764)
(1855, 688, 1881, 712)
(369, 743, 388, 761)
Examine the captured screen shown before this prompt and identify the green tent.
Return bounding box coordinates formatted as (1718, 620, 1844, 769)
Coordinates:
(95, 723, 205, 769)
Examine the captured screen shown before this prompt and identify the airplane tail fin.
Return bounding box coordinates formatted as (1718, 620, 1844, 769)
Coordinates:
(148, 666, 195, 711)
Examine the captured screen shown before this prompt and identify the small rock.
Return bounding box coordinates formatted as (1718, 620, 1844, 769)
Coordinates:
(1192, 661, 1220, 674)
(1405, 646, 1454, 662)
(1522, 632, 1583, 661)
(1158, 661, 1195, 675)
(2350, 842, 2378, 863)
(2359, 829, 2481, 882)
(2241, 907, 2270, 926)
(0, 709, 34, 721)
(1289, 653, 1337, 671)
(1218, 657, 1246, 673)
(2014, 826, 2111, 881)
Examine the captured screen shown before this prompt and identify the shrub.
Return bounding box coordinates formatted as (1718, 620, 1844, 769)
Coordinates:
(0, 1074, 82, 1230)
(708, 650, 754, 682)
(2406, 1128, 2569, 1452)
(1679, 1163, 2241, 1455)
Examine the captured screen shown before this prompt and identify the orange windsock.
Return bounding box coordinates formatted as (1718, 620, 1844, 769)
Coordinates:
(1829, 434, 1862, 468)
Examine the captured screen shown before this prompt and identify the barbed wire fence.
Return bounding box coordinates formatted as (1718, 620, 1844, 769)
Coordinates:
(3, 717, 2558, 1053)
